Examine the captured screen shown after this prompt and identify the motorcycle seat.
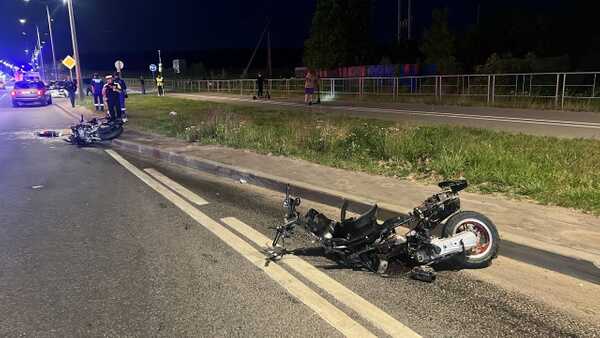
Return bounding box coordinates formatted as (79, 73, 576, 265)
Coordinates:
(333, 204, 379, 240)
(438, 179, 468, 193)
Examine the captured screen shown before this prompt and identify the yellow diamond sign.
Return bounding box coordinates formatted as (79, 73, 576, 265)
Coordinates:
(62, 55, 76, 70)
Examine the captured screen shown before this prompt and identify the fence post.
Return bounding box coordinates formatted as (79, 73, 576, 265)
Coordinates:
(240, 80, 243, 96)
(561, 73, 567, 109)
(487, 75, 491, 105)
(593, 73, 597, 98)
(331, 78, 335, 97)
(529, 74, 533, 96)
(554, 73, 560, 107)
(492, 75, 496, 103)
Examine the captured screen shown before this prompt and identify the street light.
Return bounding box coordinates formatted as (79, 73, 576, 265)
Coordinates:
(19, 18, 27, 24)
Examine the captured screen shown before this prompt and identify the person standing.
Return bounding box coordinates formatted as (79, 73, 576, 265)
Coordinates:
(113, 73, 128, 121)
(156, 73, 165, 96)
(139, 76, 146, 95)
(91, 73, 104, 111)
(256, 72, 264, 99)
(64, 77, 77, 108)
(102, 75, 122, 121)
(304, 70, 315, 105)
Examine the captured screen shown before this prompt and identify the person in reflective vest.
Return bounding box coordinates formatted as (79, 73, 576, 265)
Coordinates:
(156, 74, 164, 96)
(113, 73, 128, 121)
(91, 73, 104, 111)
(102, 75, 122, 121)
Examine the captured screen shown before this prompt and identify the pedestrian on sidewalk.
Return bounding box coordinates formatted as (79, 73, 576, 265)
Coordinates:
(91, 73, 104, 111)
(139, 76, 146, 95)
(114, 73, 128, 122)
(102, 75, 122, 121)
(156, 73, 165, 96)
(304, 70, 315, 105)
(64, 77, 77, 108)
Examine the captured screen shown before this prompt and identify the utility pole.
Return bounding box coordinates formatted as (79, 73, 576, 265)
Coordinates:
(35, 25, 45, 81)
(46, 5, 58, 81)
(66, 0, 84, 99)
(397, 0, 402, 42)
(267, 29, 272, 78)
(158, 49, 163, 74)
(407, 0, 412, 40)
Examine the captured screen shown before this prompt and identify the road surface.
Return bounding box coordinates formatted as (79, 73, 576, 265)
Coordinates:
(0, 91, 599, 337)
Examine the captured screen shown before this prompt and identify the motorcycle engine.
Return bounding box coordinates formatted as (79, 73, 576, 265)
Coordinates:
(413, 231, 478, 263)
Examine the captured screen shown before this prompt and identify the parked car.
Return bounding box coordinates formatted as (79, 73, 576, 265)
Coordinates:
(48, 80, 68, 98)
(11, 81, 52, 107)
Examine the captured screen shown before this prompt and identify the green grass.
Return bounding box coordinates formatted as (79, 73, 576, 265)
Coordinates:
(124, 95, 600, 214)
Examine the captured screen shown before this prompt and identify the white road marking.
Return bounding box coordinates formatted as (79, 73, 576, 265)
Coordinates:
(144, 168, 209, 206)
(222, 217, 421, 338)
(104, 149, 376, 338)
(181, 93, 600, 130)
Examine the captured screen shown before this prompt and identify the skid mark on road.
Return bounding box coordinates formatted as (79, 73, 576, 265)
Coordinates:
(144, 168, 209, 206)
(222, 217, 421, 338)
(105, 150, 377, 338)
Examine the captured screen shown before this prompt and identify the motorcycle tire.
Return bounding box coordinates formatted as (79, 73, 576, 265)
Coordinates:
(98, 124, 123, 141)
(442, 211, 500, 269)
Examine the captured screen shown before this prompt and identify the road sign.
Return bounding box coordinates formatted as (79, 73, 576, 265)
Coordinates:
(62, 55, 76, 70)
(149, 64, 157, 72)
(114, 60, 124, 72)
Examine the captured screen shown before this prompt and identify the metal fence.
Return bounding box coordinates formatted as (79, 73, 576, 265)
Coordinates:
(125, 72, 600, 109)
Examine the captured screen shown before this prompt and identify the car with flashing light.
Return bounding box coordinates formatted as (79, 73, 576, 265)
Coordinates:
(11, 81, 52, 107)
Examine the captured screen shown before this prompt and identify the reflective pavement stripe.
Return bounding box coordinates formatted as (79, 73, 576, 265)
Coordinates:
(144, 168, 209, 206)
(221, 217, 422, 338)
(105, 149, 376, 338)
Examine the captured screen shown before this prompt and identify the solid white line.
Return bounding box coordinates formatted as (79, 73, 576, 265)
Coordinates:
(221, 217, 421, 338)
(104, 149, 376, 338)
(144, 168, 209, 206)
(182, 93, 600, 130)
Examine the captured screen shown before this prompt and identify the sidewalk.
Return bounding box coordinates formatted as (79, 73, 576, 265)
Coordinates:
(112, 129, 600, 271)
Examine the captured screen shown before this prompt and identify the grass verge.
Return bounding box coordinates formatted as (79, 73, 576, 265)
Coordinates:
(124, 95, 600, 214)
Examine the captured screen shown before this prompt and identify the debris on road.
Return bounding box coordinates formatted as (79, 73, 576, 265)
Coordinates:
(169, 111, 177, 116)
(239, 178, 247, 184)
(37, 130, 61, 138)
(31, 185, 44, 190)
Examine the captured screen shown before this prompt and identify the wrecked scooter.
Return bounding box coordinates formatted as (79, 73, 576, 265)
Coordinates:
(269, 180, 500, 282)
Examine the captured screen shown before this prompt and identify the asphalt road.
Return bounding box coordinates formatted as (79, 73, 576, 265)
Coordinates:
(1, 91, 599, 337)
(173, 93, 600, 139)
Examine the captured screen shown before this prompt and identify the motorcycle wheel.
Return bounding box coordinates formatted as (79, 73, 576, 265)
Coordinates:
(442, 211, 500, 269)
(98, 124, 123, 140)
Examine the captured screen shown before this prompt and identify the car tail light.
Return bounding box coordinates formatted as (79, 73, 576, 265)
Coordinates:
(37, 90, 44, 96)
(10, 90, 16, 96)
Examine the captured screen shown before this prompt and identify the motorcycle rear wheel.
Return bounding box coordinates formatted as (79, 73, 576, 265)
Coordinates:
(442, 211, 500, 269)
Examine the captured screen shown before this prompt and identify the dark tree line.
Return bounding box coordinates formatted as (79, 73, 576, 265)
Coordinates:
(304, 0, 600, 73)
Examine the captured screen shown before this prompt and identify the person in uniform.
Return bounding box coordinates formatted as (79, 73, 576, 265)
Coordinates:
(91, 73, 104, 111)
(113, 73, 128, 121)
(102, 75, 122, 121)
(156, 73, 165, 96)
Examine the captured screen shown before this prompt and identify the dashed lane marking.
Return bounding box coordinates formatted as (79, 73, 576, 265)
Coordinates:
(222, 216, 421, 338)
(104, 149, 376, 338)
(144, 168, 209, 206)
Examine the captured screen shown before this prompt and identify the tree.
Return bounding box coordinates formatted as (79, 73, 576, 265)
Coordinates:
(303, 0, 372, 69)
(420, 8, 459, 74)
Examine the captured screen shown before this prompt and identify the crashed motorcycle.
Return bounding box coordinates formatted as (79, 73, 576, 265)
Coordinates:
(66, 114, 124, 146)
(269, 180, 500, 282)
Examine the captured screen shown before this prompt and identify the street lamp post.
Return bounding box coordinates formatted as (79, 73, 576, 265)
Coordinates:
(35, 25, 46, 81)
(46, 5, 58, 81)
(65, 0, 84, 99)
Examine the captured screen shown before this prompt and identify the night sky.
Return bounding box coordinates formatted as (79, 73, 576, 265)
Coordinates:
(0, 0, 569, 71)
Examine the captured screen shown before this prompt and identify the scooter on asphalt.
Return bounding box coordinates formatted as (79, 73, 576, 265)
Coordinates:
(268, 180, 500, 282)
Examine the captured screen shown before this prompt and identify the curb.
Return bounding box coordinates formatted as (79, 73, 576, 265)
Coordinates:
(111, 137, 600, 284)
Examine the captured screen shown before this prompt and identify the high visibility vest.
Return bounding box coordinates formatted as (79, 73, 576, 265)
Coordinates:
(156, 76, 164, 86)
